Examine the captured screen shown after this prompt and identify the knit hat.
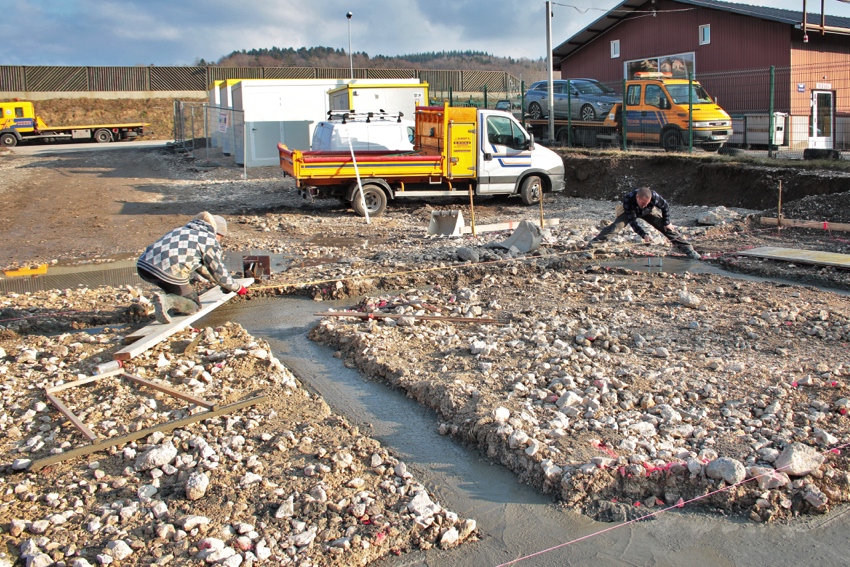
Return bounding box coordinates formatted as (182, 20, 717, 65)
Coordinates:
(212, 215, 227, 237)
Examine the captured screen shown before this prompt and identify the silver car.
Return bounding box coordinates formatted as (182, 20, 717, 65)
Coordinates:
(524, 79, 620, 121)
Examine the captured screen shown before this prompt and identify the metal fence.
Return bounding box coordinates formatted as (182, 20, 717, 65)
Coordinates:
(0, 65, 520, 97)
(519, 62, 849, 160)
(173, 102, 247, 176)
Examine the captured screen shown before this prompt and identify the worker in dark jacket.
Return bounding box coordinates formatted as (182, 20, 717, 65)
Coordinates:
(586, 186, 700, 259)
(137, 212, 248, 323)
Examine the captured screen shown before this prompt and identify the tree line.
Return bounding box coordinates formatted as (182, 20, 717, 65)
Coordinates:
(197, 46, 546, 82)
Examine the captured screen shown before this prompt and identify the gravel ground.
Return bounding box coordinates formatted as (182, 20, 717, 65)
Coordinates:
(1, 145, 850, 566)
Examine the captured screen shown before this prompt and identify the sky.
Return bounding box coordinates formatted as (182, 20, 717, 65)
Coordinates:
(4, 0, 850, 66)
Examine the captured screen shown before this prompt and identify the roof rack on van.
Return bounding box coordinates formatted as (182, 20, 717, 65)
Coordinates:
(326, 110, 406, 123)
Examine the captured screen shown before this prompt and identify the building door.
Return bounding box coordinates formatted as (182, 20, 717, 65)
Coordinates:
(809, 90, 833, 149)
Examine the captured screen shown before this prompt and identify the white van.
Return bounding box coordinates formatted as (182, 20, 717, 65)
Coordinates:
(311, 112, 415, 152)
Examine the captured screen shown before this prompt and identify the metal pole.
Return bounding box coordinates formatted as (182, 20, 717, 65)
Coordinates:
(688, 73, 694, 152)
(768, 65, 775, 159)
(347, 12, 353, 79)
(546, 1, 554, 144)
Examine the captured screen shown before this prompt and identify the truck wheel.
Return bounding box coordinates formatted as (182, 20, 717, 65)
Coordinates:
(520, 175, 542, 206)
(702, 143, 722, 152)
(580, 104, 597, 121)
(0, 133, 18, 147)
(528, 102, 543, 120)
(557, 129, 570, 146)
(94, 129, 113, 143)
(662, 130, 682, 152)
(351, 184, 387, 217)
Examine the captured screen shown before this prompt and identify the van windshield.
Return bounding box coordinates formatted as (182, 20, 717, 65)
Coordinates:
(666, 84, 714, 104)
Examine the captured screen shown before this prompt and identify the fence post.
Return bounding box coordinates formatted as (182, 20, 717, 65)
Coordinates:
(566, 79, 572, 147)
(521, 80, 526, 123)
(621, 79, 627, 151)
(484, 85, 488, 108)
(449, 87, 453, 106)
(768, 65, 775, 159)
(688, 73, 694, 152)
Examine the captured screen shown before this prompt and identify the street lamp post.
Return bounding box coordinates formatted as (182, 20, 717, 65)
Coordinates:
(347, 12, 353, 79)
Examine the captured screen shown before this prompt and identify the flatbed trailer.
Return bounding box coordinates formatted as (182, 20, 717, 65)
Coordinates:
(0, 101, 149, 147)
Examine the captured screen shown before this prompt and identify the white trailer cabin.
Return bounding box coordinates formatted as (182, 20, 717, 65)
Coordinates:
(230, 78, 421, 167)
(328, 82, 429, 119)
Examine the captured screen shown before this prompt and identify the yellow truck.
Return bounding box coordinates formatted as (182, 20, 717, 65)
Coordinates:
(525, 74, 732, 152)
(278, 104, 566, 217)
(0, 101, 149, 147)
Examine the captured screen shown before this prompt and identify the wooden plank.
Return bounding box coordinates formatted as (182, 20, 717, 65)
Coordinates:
(29, 395, 266, 472)
(735, 246, 850, 269)
(114, 278, 252, 361)
(760, 217, 850, 232)
(461, 218, 559, 235)
(45, 392, 98, 442)
(122, 373, 215, 409)
(316, 311, 498, 324)
(45, 368, 121, 394)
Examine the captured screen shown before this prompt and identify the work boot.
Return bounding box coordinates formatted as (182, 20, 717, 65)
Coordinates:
(685, 249, 701, 260)
(584, 239, 600, 250)
(153, 293, 172, 324)
(167, 295, 201, 317)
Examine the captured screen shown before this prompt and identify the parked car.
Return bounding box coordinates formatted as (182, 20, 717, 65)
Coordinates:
(524, 79, 620, 121)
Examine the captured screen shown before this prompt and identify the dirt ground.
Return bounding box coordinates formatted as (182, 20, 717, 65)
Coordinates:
(2, 143, 850, 566)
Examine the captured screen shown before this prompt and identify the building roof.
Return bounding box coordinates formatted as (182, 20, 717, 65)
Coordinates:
(553, 0, 850, 67)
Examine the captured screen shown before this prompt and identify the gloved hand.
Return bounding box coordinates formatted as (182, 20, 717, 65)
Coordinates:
(643, 235, 652, 244)
(237, 286, 249, 296)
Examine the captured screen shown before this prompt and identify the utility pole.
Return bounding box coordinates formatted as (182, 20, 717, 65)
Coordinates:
(546, 1, 554, 143)
(347, 12, 354, 79)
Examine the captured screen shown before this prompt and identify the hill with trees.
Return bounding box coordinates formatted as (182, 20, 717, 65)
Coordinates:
(203, 46, 547, 83)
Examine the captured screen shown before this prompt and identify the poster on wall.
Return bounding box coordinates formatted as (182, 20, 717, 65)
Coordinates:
(625, 52, 695, 79)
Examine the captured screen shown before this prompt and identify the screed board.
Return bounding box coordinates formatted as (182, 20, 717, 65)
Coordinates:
(735, 247, 850, 269)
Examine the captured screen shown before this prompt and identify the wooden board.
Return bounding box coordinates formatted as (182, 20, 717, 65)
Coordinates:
(760, 217, 850, 232)
(114, 278, 252, 361)
(735, 247, 850, 269)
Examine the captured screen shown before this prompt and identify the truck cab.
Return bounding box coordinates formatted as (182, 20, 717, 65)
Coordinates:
(621, 73, 732, 151)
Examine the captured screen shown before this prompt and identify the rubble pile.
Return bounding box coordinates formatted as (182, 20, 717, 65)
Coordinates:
(0, 288, 475, 566)
(309, 267, 850, 522)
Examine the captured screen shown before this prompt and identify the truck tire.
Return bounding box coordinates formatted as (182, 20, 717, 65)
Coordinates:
(520, 175, 542, 206)
(94, 129, 113, 143)
(579, 104, 597, 121)
(557, 129, 570, 146)
(1, 133, 18, 147)
(662, 130, 682, 152)
(702, 143, 722, 152)
(528, 102, 544, 120)
(351, 184, 387, 217)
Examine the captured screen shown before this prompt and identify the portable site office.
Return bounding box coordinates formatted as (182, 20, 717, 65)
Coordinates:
(225, 78, 422, 167)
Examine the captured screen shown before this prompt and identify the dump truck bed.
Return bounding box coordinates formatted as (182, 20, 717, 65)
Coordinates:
(278, 146, 444, 185)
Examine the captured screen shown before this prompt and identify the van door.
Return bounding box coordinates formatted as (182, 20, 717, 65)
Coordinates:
(478, 114, 531, 194)
(624, 84, 644, 142)
(641, 83, 667, 144)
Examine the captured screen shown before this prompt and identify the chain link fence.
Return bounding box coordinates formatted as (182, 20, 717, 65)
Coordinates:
(520, 62, 848, 160)
(173, 102, 247, 176)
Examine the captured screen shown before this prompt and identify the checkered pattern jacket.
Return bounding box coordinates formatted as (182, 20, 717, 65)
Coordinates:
(136, 218, 239, 292)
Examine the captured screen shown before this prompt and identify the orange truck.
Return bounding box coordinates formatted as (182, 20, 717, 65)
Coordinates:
(278, 104, 565, 217)
(0, 100, 149, 147)
(524, 74, 732, 152)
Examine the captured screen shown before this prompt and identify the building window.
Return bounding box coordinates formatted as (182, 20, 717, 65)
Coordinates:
(611, 40, 620, 59)
(699, 24, 710, 45)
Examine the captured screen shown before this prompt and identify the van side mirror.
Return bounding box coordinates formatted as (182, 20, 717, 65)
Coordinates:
(528, 134, 535, 150)
(660, 97, 670, 110)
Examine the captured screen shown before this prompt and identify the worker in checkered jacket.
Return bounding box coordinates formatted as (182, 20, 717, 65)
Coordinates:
(136, 212, 248, 323)
(585, 187, 700, 259)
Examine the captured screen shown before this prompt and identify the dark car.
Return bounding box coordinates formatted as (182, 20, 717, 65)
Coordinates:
(524, 79, 620, 121)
